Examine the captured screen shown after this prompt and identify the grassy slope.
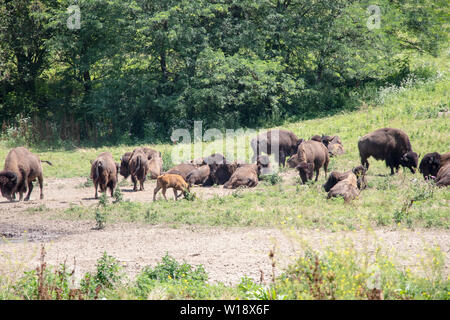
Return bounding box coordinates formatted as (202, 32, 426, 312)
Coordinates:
(1, 52, 449, 231)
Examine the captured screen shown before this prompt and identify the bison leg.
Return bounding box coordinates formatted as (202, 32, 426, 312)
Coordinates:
(19, 191, 24, 201)
(315, 168, 320, 182)
(173, 189, 178, 200)
(361, 157, 369, 170)
(24, 180, 34, 201)
(153, 185, 161, 201)
(390, 166, 395, 175)
(38, 175, 44, 200)
(94, 181, 99, 199)
(279, 152, 286, 167)
(162, 187, 168, 201)
(139, 180, 144, 191)
(132, 175, 138, 191)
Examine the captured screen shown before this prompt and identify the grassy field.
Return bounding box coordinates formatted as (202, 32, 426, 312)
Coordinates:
(0, 52, 449, 300)
(30, 51, 448, 232)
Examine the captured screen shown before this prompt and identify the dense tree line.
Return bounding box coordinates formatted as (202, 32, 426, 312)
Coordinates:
(0, 0, 447, 145)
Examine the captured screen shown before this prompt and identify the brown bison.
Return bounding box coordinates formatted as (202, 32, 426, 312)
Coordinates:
(287, 154, 301, 168)
(311, 135, 345, 156)
(419, 152, 450, 187)
(0, 147, 52, 201)
(153, 174, 190, 201)
(128, 149, 149, 191)
(358, 128, 418, 175)
(322, 166, 367, 202)
(185, 164, 211, 187)
(209, 160, 238, 185)
(223, 164, 260, 189)
(148, 154, 163, 179)
(119, 152, 133, 179)
(90, 152, 118, 199)
(120, 148, 161, 180)
(295, 140, 329, 184)
(251, 129, 303, 167)
(166, 163, 198, 180)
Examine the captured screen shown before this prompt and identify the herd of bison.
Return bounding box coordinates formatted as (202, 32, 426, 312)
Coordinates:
(0, 127, 449, 205)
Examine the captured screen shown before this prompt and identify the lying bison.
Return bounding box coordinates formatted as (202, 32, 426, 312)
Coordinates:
(251, 129, 303, 167)
(419, 152, 450, 187)
(153, 174, 190, 201)
(209, 160, 238, 185)
(167, 163, 198, 180)
(0, 147, 52, 201)
(358, 128, 418, 175)
(185, 164, 210, 187)
(295, 140, 329, 184)
(129, 149, 149, 191)
(90, 152, 118, 199)
(322, 166, 367, 202)
(223, 163, 263, 189)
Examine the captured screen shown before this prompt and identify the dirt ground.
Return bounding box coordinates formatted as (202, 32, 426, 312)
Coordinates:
(0, 173, 449, 285)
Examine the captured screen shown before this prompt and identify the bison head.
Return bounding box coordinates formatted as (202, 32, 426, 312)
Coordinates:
(296, 162, 314, 184)
(352, 165, 367, 190)
(322, 172, 341, 192)
(256, 155, 271, 176)
(400, 151, 419, 174)
(419, 152, 440, 179)
(0, 171, 18, 201)
(287, 154, 301, 168)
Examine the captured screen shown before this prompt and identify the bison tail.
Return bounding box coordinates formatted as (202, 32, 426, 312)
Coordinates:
(41, 160, 53, 166)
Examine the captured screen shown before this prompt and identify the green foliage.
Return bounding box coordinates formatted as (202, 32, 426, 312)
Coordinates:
(1, 0, 447, 145)
(80, 252, 123, 298)
(261, 173, 283, 186)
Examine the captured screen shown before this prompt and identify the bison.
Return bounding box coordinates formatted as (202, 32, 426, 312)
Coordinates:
(322, 166, 367, 202)
(185, 164, 211, 187)
(166, 163, 198, 180)
(148, 154, 163, 179)
(119, 152, 133, 179)
(311, 135, 345, 156)
(419, 152, 450, 187)
(209, 160, 238, 185)
(0, 147, 52, 201)
(251, 129, 303, 167)
(90, 152, 118, 199)
(223, 163, 260, 189)
(295, 140, 329, 184)
(128, 149, 149, 191)
(153, 174, 190, 201)
(358, 128, 418, 175)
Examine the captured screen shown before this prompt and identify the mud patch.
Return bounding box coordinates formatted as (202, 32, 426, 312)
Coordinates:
(0, 223, 69, 243)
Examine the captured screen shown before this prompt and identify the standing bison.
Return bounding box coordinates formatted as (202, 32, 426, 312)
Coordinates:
(251, 129, 303, 167)
(90, 152, 118, 199)
(358, 128, 418, 175)
(419, 152, 450, 187)
(295, 140, 329, 184)
(128, 149, 149, 191)
(0, 147, 52, 201)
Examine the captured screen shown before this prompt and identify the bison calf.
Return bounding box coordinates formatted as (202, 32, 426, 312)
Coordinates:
(0, 147, 52, 201)
(153, 174, 190, 201)
(90, 152, 118, 199)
